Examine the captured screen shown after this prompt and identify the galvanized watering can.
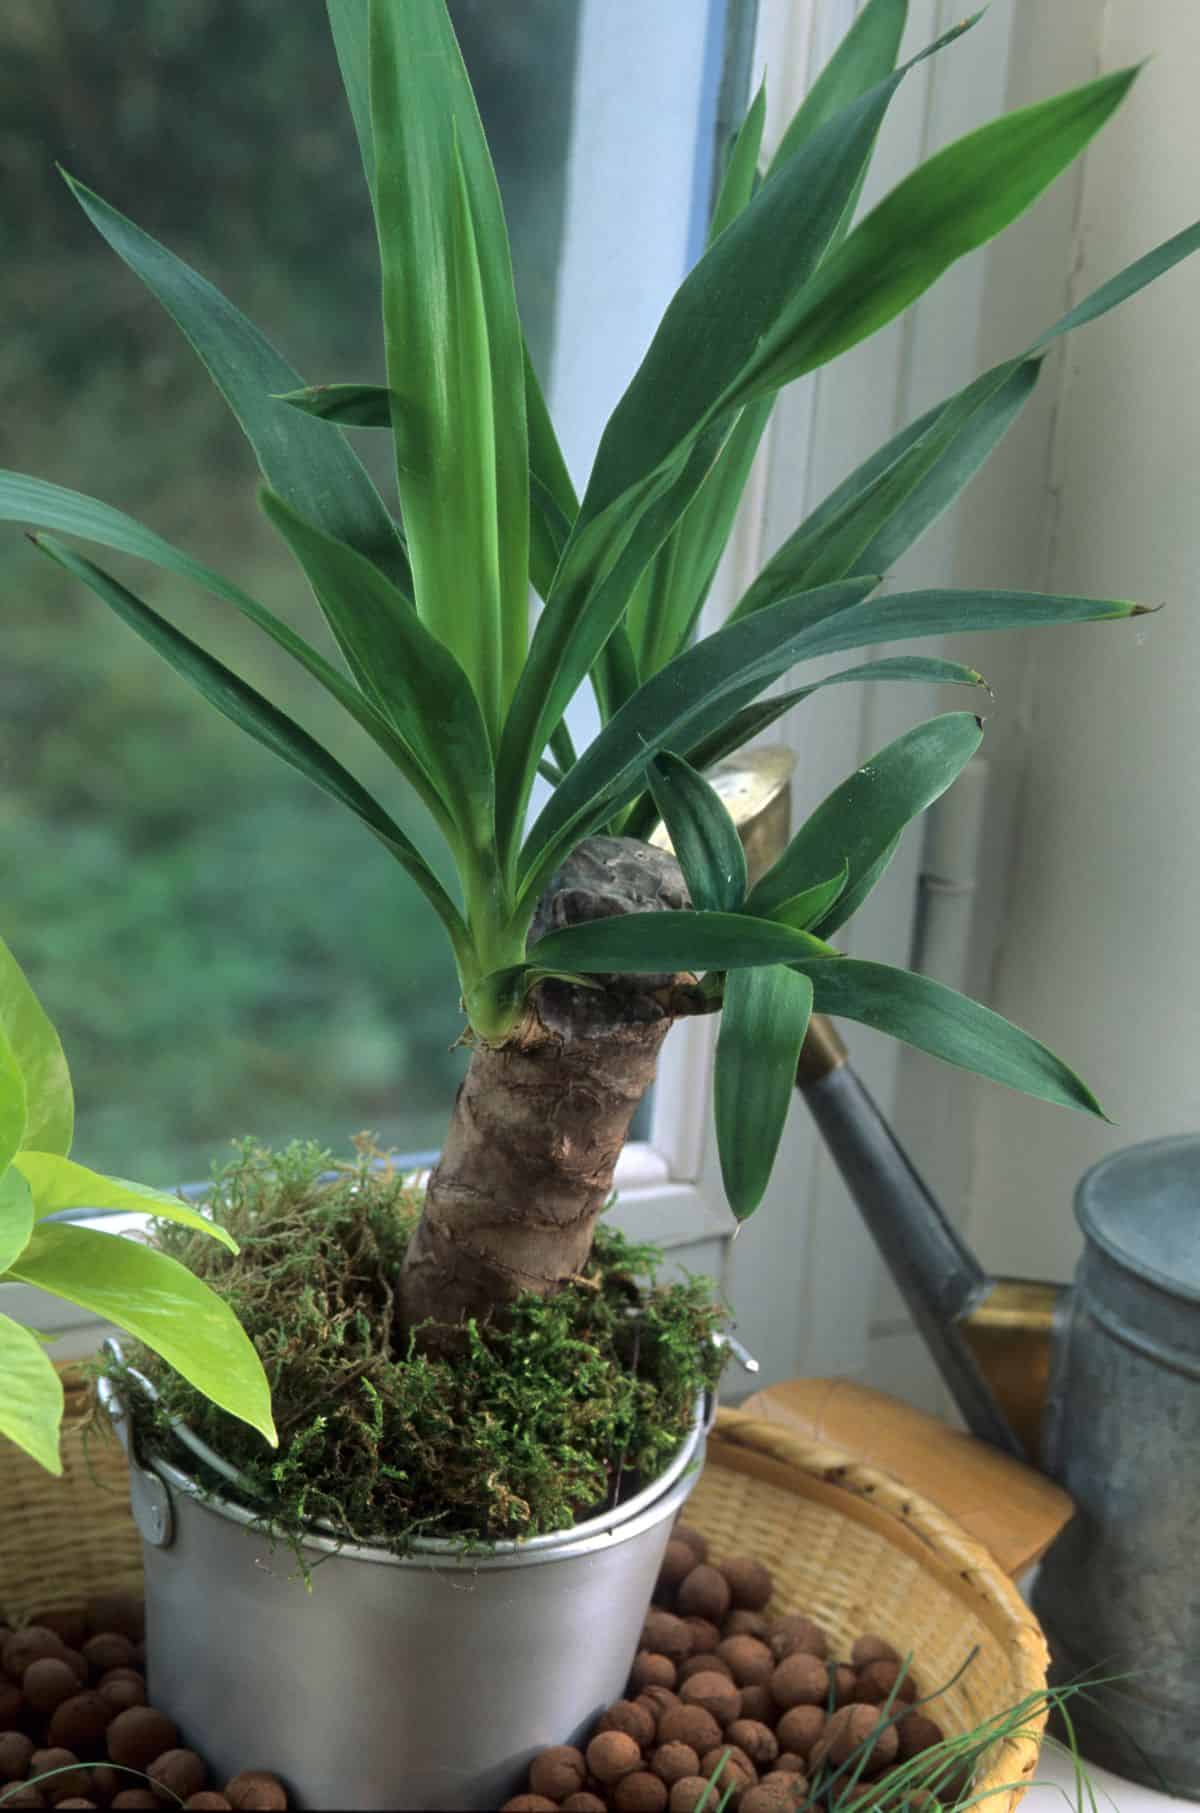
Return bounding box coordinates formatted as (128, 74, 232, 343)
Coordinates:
(796, 1016, 1200, 1796)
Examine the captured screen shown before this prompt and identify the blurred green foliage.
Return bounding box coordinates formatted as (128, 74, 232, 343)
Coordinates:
(0, 0, 578, 1181)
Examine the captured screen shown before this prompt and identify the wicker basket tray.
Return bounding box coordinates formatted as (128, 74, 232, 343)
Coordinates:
(1, 1379, 1047, 1808)
(698, 1413, 1048, 1811)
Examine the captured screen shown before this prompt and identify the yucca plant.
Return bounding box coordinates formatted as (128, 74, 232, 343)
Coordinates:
(3, 0, 1196, 1341)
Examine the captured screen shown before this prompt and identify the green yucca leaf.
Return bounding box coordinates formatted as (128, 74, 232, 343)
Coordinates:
(623, 655, 988, 841)
(748, 714, 985, 929)
(797, 958, 1106, 1116)
(770, 0, 908, 176)
(763, 866, 850, 932)
(7, 1223, 278, 1444)
(0, 472, 453, 841)
(0, 930, 73, 1158)
(370, 0, 528, 738)
(518, 579, 878, 905)
(506, 910, 839, 989)
(261, 489, 496, 867)
(733, 68, 1140, 403)
(61, 172, 410, 598)
(708, 80, 766, 244)
(716, 966, 814, 1219)
(327, 0, 374, 186)
(31, 536, 470, 955)
(276, 383, 394, 427)
(647, 754, 748, 914)
(0, 1307, 63, 1475)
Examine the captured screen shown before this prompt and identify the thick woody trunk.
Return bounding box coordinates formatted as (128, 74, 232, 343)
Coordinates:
(398, 838, 694, 1335)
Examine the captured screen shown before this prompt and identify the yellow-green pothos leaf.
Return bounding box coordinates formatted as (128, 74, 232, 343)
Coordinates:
(0, 1026, 27, 1180)
(0, 1164, 34, 1274)
(0, 1310, 64, 1474)
(0, 934, 72, 1156)
(6, 1224, 276, 1446)
(716, 966, 815, 1219)
(13, 1153, 237, 1252)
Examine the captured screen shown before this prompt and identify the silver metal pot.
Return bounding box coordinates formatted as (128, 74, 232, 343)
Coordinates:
(101, 1369, 709, 1812)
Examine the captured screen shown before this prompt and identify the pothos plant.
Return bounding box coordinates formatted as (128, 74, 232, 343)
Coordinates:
(0, 934, 275, 1472)
(2, 0, 1196, 1343)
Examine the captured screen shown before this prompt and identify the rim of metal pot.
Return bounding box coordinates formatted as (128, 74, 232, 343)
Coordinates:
(1076, 1132, 1200, 1306)
(101, 1341, 710, 1566)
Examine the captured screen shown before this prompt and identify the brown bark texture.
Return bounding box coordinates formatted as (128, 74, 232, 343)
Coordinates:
(398, 838, 696, 1335)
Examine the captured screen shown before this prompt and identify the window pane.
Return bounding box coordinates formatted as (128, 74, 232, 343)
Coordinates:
(0, 1, 719, 1184)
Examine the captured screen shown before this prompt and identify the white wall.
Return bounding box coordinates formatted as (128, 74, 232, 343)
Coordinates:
(954, 2, 1200, 1287)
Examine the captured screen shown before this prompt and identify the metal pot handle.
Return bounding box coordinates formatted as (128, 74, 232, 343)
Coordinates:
(99, 1341, 175, 1550)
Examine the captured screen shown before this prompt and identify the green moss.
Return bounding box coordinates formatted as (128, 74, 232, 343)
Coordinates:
(116, 1138, 726, 1551)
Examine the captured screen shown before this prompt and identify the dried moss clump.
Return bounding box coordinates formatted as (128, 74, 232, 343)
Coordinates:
(117, 1140, 725, 1549)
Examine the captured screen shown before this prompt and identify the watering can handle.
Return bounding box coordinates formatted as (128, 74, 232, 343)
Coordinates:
(794, 1015, 1034, 1462)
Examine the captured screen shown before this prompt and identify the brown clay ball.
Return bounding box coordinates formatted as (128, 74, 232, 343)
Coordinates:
(676, 1567, 731, 1626)
(698, 1744, 756, 1792)
(111, 1797, 160, 1811)
(612, 1771, 669, 1813)
(813, 1703, 900, 1773)
(586, 1731, 642, 1785)
(560, 1797, 607, 1813)
(656, 1705, 721, 1755)
(680, 1618, 721, 1657)
(850, 1633, 898, 1669)
(96, 1674, 147, 1715)
(184, 1800, 234, 1812)
(667, 1778, 717, 1813)
(630, 1652, 677, 1693)
(649, 1742, 699, 1786)
(0, 1731, 36, 1782)
(499, 1800, 557, 1813)
(671, 1526, 707, 1565)
(657, 1542, 699, 1598)
(723, 1609, 770, 1641)
(774, 1754, 807, 1774)
(29, 1746, 89, 1798)
(0, 1677, 24, 1727)
(1, 1790, 47, 1810)
(677, 1654, 732, 1686)
(32, 1613, 87, 1654)
(4, 1629, 68, 1681)
(89, 1766, 122, 1802)
(597, 1700, 656, 1747)
(832, 1664, 857, 1708)
(637, 1686, 680, 1720)
(640, 1612, 693, 1664)
(739, 1684, 775, 1725)
(59, 1653, 88, 1687)
(23, 1659, 80, 1717)
(48, 1693, 112, 1757)
(148, 1749, 208, 1803)
(106, 1710, 179, 1774)
(51, 1802, 97, 1811)
(81, 1637, 136, 1680)
(726, 1719, 779, 1768)
(678, 1671, 739, 1727)
(719, 1558, 774, 1613)
(775, 1704, 826, 1758)
(221, 1775, 287, 1812)
(767, 1615, 828, 1662)
(769, 1652, 828, 1710)
(717, 1635, 774, 1688)
(743, 1777, 809, 1812)
(897, 1710, 945, 1761)
(84, 1601, 143, 1645)
(854, 1658, 917, 1705)
(529, 1745, 586, 1801)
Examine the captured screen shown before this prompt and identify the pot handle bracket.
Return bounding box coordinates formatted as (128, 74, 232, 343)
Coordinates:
(98, 1342, 176, 1549)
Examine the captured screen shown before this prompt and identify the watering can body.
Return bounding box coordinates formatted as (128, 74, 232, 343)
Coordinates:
(796, 1024, 1200, 1796)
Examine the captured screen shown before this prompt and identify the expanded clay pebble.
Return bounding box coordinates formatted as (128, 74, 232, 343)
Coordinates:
(723, 1610, 770, 1641)
(718, 1558, 774, 1612)
(96, 1673, 146, 1714)
(697, 1745, 756, 1793)
(185, 1797, 234, 1811)
(639, 1612, 692, 1664)
(596, 1702, 656, 1747)
(676, 1654, 731, 1686)
(28, 1746, 89, 1797)
(897, 1711, 945, 1761)
(630, 1653, 676, 1692)
(223, 1774, 288, 1811)
(769, 1653, 828, 1710)
(648, 1743, 699, 1785)
(0, 1677, 23, 1726)
(850, 1633, 898, 1669)
(740, 1780, 806, 1813)
(149, 1749, 209, 1802)
(32, 1613, 87, 1654)
(775, 1704, 826, 1758)
(561, 1797, 607, 1812)
(855, 1658, 918, 1705)
(611, 1772, 668, 1813)
(585, 1732, 642, 1785)
(717, 1635, 774, 1686)
(739, 1684, 775, 1725)
(106, 1708, 179, 1772)
(671, 1526, 707, 1565)
(680, 1618, 720, 1656)
(3, 1630, 68, 1680)
(655, 1705, 721, 1754)
(656, 1543, 698, 1598)
(1, 1789, 46, 1809)
(812, 1703, 900, 1774)
(726, 1718, 779, 1767)
(111, 1796, 159, 1811)
(47, 1692, 111, 1756)
(81, 1635, 136, 1679)
(677, 1672, 739, 1727)
(22, 1659, 79, 1717)
(529, 1745, 586, 1800)
(667, 1779, 717, 1813)
(0, 1731, 36, 1781)
(767, 1614, 828, 1662)
(675, 1567, 730, 1626)
(499, 1799, 557, 1812)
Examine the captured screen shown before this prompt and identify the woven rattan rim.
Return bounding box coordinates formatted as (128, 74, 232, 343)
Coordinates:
(710, 1411, 1049, 1809)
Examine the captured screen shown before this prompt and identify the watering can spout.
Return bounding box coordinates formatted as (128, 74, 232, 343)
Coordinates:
(795, 1014, 1068, 1469)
